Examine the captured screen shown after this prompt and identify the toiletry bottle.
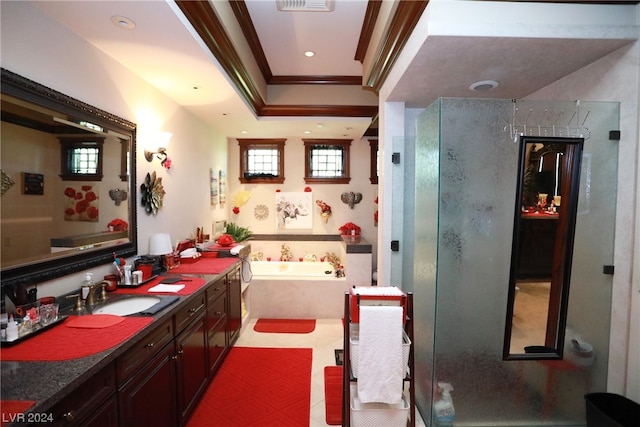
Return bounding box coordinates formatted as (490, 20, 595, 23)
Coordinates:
(123, 265, 132, 285)
(6, 314, 18, 341)
(81, 273, 94, 301)
(20, 314, 32, 336)
(434, 382, 455, 427)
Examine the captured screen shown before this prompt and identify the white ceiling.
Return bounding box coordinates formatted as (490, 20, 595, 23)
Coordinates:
(31, 0, 637, 140)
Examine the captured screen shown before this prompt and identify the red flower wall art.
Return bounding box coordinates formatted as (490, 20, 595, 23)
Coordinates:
(64, 185, 99, 222)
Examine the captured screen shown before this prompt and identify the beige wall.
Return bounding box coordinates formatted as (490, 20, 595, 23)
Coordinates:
(226, 137, 379, 267)
(1, 2, 228, 296)
(526, 41, 640, 401)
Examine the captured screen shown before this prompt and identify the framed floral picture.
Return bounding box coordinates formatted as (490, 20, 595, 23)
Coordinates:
(64, 185, 99, 222)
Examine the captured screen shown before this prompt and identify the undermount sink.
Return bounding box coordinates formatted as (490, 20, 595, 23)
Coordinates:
(91, 296, 162, 316)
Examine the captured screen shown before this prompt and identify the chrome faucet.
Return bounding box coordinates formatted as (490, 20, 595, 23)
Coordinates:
(85, 280, 110, 306)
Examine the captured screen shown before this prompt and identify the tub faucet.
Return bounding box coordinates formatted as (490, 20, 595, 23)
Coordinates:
(85, 280, 109, 306)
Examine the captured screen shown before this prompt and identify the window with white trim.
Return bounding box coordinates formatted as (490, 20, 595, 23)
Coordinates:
(238, 139, 286, 184)
(303, 139, 351, 184)
(59, 138, 104, 181)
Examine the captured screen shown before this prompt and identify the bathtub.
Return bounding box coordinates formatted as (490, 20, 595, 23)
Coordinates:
(248, 261, 348, 319)
(251, 261, 336, 278)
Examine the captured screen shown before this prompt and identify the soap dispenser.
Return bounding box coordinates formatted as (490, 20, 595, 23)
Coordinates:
(81, 273, 94, 301)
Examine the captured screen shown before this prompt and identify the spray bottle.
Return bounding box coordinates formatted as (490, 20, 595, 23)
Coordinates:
(433, 382, 455, 427)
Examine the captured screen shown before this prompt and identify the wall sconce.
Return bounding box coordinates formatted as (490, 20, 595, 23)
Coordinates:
(143, 132, 172, 168)
(144, 147, 168, 162)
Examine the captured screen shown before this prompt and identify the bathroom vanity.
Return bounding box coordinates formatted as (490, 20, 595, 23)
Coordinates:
(0, 260, 241, 427)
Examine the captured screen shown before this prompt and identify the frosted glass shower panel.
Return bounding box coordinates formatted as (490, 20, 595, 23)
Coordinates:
(410, 98, 619, 426)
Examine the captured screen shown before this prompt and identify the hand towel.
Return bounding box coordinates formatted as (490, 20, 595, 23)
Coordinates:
(356, 305, 404, 404)
(148, 284, 186, 293)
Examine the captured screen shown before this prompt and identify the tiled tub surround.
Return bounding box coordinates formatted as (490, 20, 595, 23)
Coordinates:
(0, 260, 241, 426)
(247, 235, 373, 320)
(250, 262, 348, 319)
(252, 261, 337, 277)
(249, 234, 373, 286)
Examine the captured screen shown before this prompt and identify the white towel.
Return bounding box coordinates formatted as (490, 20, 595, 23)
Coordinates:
(148, 284, 185, 293)
(356, 305, 404, 404)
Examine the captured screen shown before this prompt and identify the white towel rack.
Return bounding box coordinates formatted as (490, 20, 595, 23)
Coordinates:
(342, 290, 415, 427)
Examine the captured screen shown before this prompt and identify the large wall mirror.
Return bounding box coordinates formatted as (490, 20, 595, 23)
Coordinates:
(504, 135, 584, 360)
(0, 68, 137, 291)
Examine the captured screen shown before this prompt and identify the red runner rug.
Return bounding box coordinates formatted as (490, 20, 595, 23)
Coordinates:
(324, 366, 343, 425)
(169, 257, 238, 275)
(1, 400, 36, 427)
(187, 347, 312, 427)
(0, 317, 153, 361)
(254, 318, 316, 334)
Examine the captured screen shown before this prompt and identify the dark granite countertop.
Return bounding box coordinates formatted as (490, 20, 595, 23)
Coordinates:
(0, 259, 240, 417)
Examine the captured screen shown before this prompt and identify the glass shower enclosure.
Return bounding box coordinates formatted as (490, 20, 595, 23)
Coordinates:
(395, 98, 619, 426)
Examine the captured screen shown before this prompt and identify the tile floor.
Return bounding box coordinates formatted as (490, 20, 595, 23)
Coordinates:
(235, 318, 426, 427)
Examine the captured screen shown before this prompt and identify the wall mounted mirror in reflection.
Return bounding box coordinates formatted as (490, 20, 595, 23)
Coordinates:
(0, 68, 137, 290)
(504, 135, 584, 360)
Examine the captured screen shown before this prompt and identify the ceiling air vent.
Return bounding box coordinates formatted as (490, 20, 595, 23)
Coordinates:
(277, 0, 334, 12)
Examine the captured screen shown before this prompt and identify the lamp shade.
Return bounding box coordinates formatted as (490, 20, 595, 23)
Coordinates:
(149, 233, 173, 255)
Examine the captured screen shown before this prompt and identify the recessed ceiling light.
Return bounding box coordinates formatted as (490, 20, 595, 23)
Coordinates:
(241, 130, 248, 134)
(469, 80, 499, 91)
(111, 16, 136, 30)
(303, 130, 311, 134)
(304, 51, 315, 58)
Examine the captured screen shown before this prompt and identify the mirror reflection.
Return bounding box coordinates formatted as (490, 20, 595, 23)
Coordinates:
(504, 136, 584, 360)
(0, 69, 137, 289)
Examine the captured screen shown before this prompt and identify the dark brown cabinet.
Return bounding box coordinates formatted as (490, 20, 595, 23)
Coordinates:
(227, 266, 242, 346)
(118, 342, 177, 427)
(175, 310, 208, 424)
(206, 276, 228, 375)
(48, 365, 117, 426)
(116, 264, 242, 427)
(81, 398, 119, 427)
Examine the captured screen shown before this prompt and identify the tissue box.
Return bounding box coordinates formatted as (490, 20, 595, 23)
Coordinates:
(349, 286, 406, 323)
(350, 390, 409, 427)
(349, 324, 411, 377)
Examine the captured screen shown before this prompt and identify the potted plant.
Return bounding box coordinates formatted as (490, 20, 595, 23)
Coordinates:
(225, 222, 253, 242)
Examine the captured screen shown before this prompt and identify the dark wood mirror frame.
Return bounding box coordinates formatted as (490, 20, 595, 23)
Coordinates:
(503, 135, 584, 360)
(0, 68, 137, 290)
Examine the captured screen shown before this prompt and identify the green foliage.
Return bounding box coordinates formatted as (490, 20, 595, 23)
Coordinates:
(225, 222, 253, 242)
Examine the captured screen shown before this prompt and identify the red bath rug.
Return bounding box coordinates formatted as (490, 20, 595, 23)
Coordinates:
(254, 318, 316, 334)
(324, 366, 343, 425)
(187, 347, 312, 427)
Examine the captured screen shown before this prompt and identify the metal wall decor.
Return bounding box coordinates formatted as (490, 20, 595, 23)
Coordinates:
(109, 188, 128, 206)
(1, 170, 15, 196)
(140, 171, 165, 215)
(341, 191, 362, 209)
